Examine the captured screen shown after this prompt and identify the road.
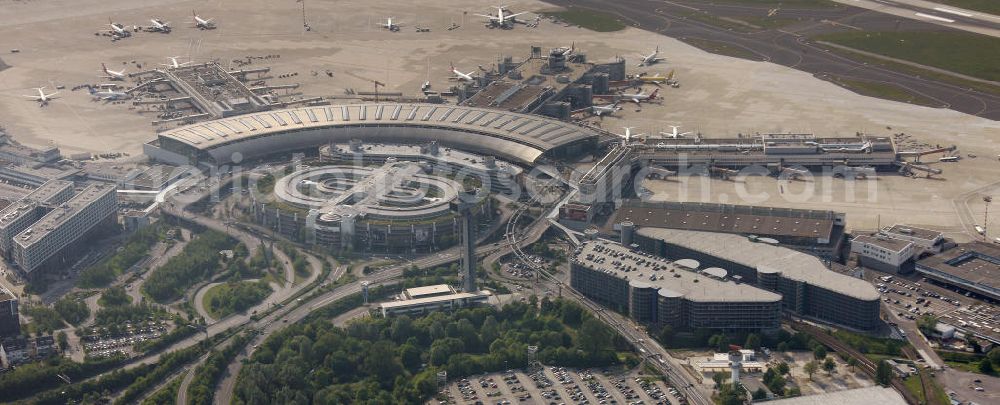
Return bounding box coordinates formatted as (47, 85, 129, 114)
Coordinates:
(542, 0, 1000, 119)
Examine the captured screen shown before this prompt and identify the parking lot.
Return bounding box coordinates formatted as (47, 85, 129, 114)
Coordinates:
(438, 366, 684, 405)
(81, 325, 167, 358)
(866, 270, 1000, 343)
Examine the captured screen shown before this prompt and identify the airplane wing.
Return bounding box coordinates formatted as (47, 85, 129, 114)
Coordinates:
(23, 95, 40, 99)
(506, 12, 527, 19)
(474, 14, 495, 19)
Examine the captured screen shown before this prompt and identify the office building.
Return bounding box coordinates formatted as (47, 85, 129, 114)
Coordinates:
(12, 183, 118, 277)
(0, 180, 75, 259)
(0, 284, 18, 338)
(378, 284, 491, 317)
(851, 234, 916, 273)
(882, 224, 945, 254)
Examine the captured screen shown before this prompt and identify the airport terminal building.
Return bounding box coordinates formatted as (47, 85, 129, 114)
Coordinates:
(571, 241, 783, 331)
(633, 228, 881, 331)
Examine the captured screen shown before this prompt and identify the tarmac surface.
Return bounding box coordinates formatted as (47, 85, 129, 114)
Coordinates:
(543, 0, 1000, 120)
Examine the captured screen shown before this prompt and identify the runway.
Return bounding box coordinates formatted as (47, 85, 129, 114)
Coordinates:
(543, 0, 1000, 120)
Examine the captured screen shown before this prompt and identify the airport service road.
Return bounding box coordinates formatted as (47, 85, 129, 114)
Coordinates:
(542, 0, 1000, 119)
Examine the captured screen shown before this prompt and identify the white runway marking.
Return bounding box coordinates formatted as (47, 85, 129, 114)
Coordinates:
(933, 7, 973, 18)
(915, 12, 955, 23)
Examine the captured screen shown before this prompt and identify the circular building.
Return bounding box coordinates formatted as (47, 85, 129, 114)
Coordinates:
(265, 160, 492, 253)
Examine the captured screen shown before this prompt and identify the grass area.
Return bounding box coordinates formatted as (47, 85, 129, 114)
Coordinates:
(202, 280, 271, 319)
(901, 374, 927, 404)
(822, 46, 1000, 96)
(140, 375, 182, 405)
(681, 37, 762, 60)
(814, 31, 1000, 82)
(543, 8, 627, 32)
(933, 0, 1000, 14)
(827, 76, 943, 107)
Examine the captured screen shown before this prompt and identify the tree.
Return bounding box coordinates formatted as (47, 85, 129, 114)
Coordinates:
(813, 345, 827, 360)
(803, 360, 819, 381)
(876, 360, 893, 385)
(744, 334, 761, 351)
(56, 331, 68, 351)
(979, 358, 995, 375)
(776, 361, 790, 376)
(847, 357, 859, 372)
(823, 357, 837, 375)
(776, 341, 789, 354)
(916, 314, 938, 337)
(363, 340, 403, 384)
(712, 372, 728, 389)
(578, 318, 612, 356)
(752, 387, 768, 400)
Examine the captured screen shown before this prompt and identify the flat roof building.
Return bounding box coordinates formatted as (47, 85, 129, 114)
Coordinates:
(634, 228, 881, 331)
(916, 242, 1000, 301)
(571, 240, 783, 331)
(0, 180, 75, 259)
(12, 183, 118, 277)
(0, 284, 18, 339)
(613, 200, 846, 256)
(378, 284, 491, 317)
(882, 224, 945, 254)
(851, 234, 916, 274)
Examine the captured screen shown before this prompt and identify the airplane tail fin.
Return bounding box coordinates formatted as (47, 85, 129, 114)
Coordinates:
(650, 89, 659, 99)
(101, 63, 108, 73)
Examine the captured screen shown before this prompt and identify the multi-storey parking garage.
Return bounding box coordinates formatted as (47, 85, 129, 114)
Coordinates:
(146, 103, 602, 167)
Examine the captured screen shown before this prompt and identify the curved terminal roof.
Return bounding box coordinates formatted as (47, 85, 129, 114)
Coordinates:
(637, 227, 880, 301)
(157, 103, 601, 165)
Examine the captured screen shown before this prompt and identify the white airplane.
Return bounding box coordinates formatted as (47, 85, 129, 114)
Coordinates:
(87, 86, 130, 101)
(23, 87, 59, 105)
(100, 63, 127, 80)
(619, 88, 659, 104)
(591, 101, 621, 117)
(192, 11, 216, 29)
(148, 18, 171, 32)
(637, 46, 665, 67)
(449, 63, 476, 82)
(659, 126, 692, 139)
(107, 18, 129, 37)
(476, 4, 526, 26)
(378, 17, 401, 31)
(613, 127, 644, 146)
(161, 56, 193, 69)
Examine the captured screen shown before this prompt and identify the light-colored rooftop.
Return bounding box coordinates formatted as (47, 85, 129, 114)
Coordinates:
(329, 142, 523, 177)
(380, 290, 491, 310)
(637, 228, 880, 301)
(573, 240, 782, 303)
(14, 183, 116, 248)
(853, 234, 913, 253)
(405, 284, 455, 299)
(763, 386, 907, 405)
(884, 224, 943, 241)
(158, 103, 600, 163)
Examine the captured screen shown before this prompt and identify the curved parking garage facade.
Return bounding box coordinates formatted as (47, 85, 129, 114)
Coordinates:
(147, 103, 601, 167)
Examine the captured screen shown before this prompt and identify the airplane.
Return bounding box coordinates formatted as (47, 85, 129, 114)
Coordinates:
(87, 86, 130, 101)
(659, 125, 692, 139)
(23, 87, 59, 106)
(148, 18, 171, 33)
(555, 42, 575, 58)
(619, 88, 659, 104)
(192, 11, 216, 29)
(637, 46, 665, 67)
(161, 56, 193, 69)
(476, 4, 526, 27)
(449, 63, 476, 82)
(107, 18, 130, 37)
(612, 127, 644, 146)
(100, 63, 127, 80)
(378, 17, 401, 32)
(591, 101, 621, 117)
(639, 70, 676, 86)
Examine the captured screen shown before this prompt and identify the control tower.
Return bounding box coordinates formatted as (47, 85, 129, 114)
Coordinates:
(450, 188, 480, 292)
